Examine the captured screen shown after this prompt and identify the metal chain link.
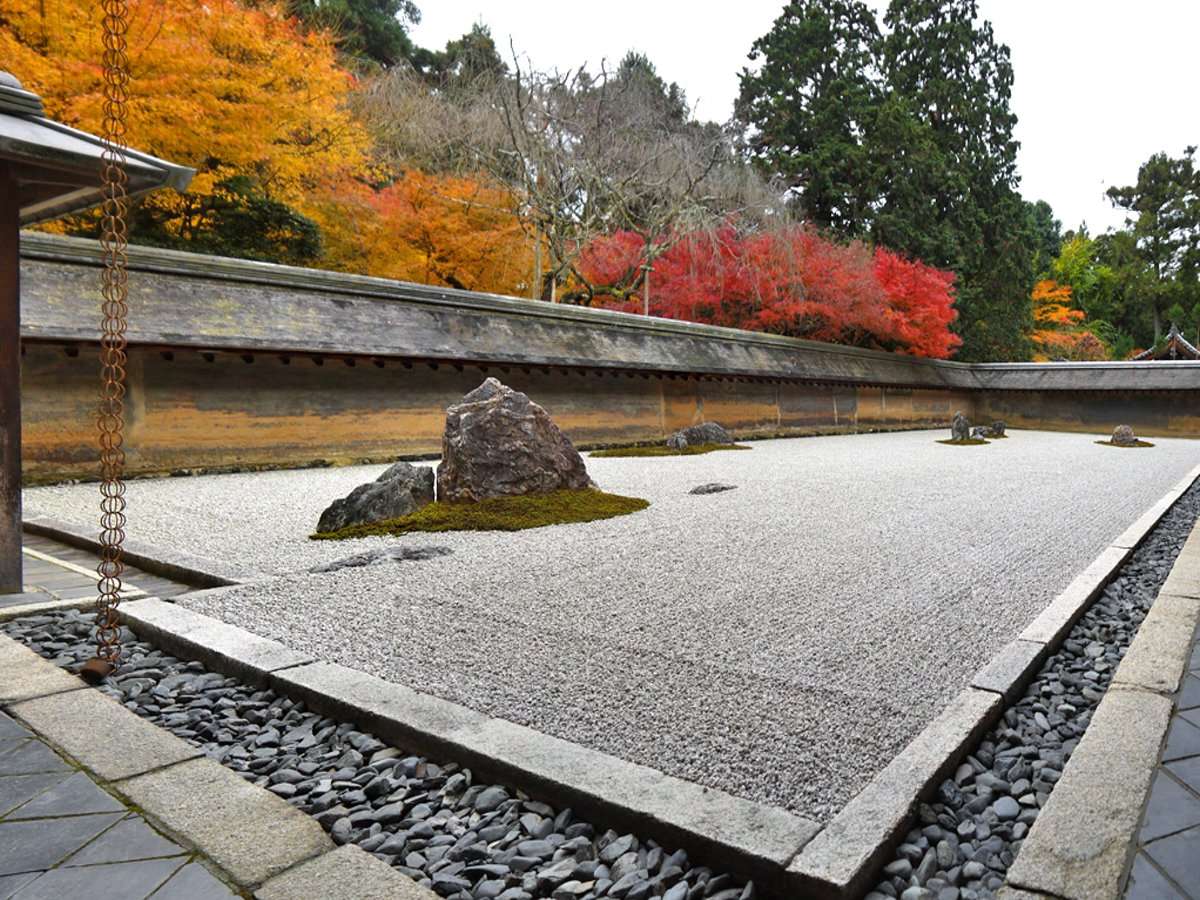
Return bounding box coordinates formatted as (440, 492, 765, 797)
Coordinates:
(90, 0, 132, 676)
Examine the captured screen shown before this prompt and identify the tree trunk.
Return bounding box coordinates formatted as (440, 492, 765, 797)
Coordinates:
(642, 266, 651, 316)
(532, 228, 541, 300)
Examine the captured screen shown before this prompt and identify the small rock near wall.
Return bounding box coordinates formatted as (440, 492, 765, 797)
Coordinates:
(667, 421, 733, 448)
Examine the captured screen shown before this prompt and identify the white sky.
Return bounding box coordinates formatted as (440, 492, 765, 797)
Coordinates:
(412, 1, 1199, 235)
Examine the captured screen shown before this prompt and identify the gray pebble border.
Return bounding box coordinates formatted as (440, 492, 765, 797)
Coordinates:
(2, 612, 753, 900)
(868, 483, 1200, 900)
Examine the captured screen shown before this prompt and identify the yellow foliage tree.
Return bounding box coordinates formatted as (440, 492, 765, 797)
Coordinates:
(2, 0, 371, 259)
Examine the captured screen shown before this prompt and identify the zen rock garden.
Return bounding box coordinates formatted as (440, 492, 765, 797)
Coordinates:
(12, 384, 1200, 900)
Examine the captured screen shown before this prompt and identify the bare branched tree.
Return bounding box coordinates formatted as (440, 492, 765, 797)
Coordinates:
(357, 49, 787, 307)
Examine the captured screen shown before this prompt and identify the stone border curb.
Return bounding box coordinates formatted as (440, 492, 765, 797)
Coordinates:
(22, 509, 267, 587)
(9, 685, 204, 781)
(786, 687, 1003, 899)
(785, 468, 1200, 898)
(253, 844, 439, 900)
(121, 596, 314, 686)
(1004, 513, 1200, 900)
(114, 602, 821, 896)
(1004, 688, 1174, 899)
(0, 632, 424, 897)
(115, 757, 333, 888)
(0, 633, 88, 703)
(269, 660, 821, 890)
(0, 595, 97, 623)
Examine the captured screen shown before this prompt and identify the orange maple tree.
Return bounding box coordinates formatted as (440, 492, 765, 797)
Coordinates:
(2, 0, 371, 240)
(1030, 279, 1107, 360)
(309, 170, 532, 294)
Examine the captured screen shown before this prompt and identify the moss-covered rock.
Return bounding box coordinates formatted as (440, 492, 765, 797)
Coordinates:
(311, 488, 648, 539)
(589, 443, 753, 459)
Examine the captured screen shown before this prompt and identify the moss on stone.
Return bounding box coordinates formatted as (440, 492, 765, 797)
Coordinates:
(588, 443, 753, 458)
(311, 489, 649, 539)
(937, 438, 990, 446)
(1096, 439, 1156, 448)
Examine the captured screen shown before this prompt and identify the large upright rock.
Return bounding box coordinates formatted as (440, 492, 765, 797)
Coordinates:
(1112, 424, 1139, 446)
(317, 461, 434, 533)
(950, 411, 971, 441)
(437, 379, 593, 502)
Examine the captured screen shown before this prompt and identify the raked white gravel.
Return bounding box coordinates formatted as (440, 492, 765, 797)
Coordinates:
(23, 429, 1200, 822)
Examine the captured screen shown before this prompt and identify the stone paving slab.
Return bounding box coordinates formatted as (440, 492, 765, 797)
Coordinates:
(0, 637, 84, 704)
(13, 857, 190, 900)
(0, 709, 240, 899)
(1113, 594, 1200, 696)
(116, 756, 332, 888)
(254, 844, 437, 900)
(1119, 584, 1200, 898)
(9, 686, 203, 782)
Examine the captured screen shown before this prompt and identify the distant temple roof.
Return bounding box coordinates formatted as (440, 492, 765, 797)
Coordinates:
(1131, 324, 1200, 361)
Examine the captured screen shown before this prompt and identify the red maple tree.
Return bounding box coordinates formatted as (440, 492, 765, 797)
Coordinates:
(579, 224, 961, 358)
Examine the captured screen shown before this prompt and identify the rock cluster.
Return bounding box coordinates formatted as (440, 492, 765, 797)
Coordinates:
(317, 461, 434, 533)
(969, 422, 1006, 440)
(4, 611, 752, 900)
(868, 484, 1200, 900)
(437, 379, 594, 503)
(951, 412, 971, 442)
(666, 422, 733, 451)
(1112, 424, 1139, 446)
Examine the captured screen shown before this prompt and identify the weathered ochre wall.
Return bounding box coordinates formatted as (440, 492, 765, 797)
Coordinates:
(976, 390, 1200, 440)
(20, 344, 978, 483)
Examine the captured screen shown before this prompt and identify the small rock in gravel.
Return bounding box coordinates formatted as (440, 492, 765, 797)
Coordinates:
(689, 483, 737, 495)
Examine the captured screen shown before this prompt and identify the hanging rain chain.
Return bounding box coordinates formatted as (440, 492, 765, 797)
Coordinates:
(82, 0, 132, 684)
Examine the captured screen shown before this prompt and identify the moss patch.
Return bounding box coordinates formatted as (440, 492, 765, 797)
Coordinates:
(311, 489, 649, 539)
(1096, 439, 1156, 448)
(589, 443, 753, 458)
(937, 438, 990, 446)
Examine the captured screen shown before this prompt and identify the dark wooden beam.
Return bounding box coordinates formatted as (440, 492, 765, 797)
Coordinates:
(0, 162, 22, 593)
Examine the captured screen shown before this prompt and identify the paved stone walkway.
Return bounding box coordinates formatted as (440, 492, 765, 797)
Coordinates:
(1124, 631, 1200, 898)
(2, 534, 191, 613)
(0, 709, 240, 899)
